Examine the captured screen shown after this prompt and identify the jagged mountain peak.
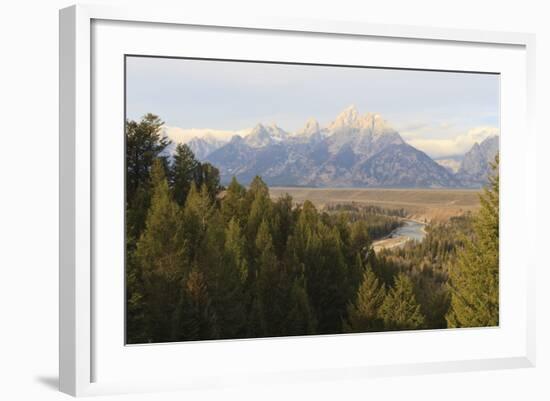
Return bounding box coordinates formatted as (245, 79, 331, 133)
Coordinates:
(341, 103, 359, 116)
(206, 108, 456, 188)
(479, 135, 499, 152)
(186, 136, 228, 160)
(295, 117, 321, 137)
(244, 122, 289, 148)
(329, 105, 360, 130)
(328, 106, 396, 135)
(175, 108, 499, 188)
(324, 107, 403, 157)
(253, 122, 264, 129)
(362, 112, 393, 134)
(457, 135, 499, 187)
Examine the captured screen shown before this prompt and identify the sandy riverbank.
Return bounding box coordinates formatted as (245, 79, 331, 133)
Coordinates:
(372, 236, 412, 252)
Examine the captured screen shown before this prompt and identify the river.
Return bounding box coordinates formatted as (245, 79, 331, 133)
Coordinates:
(372, 219, 427, 251)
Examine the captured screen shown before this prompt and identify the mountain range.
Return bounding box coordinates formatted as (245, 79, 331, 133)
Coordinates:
(165, 106, 499, 188)
(456, 135, 499, 186)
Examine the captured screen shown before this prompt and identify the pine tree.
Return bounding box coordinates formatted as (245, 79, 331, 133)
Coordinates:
(126, 183, 152, 250)
(245, 177, 273, 265)
(346, 220, 372, 299)
(136, 159, 186, 281)
(195, 162, 221, 202)
(349, 220, 371, 264)
(271, 194, 295, 259)
(321, 225, 349, 334)
(125, 114, 169, 206)
(125, 114, 170, 248)
(298, 216, 347, 334)
(224, 218, 249, 283)
(247, 175, 270, 200)
(380, 273, 425, 330)
(345, 260, 386, 332)
(447, 155, 499, 328)
(247, 297, 265, 338)
(182, 183, 213, 261)
(287, 201, 319, 264)
(297, 200, 319, 230)
(172, 269, 218, 341)
(171, 143, 199, 206)
(286, 278, 317, 335)
(198, 212, 247, 339)
(195, 209, 225, 281)
(252, 219, 290, 337)
(134, 159, 186, 342)
(126, 234, 147, 344)
(221, 177, 247, 226)
(244, 177, 270, 241)
(412, 273, 450, 329)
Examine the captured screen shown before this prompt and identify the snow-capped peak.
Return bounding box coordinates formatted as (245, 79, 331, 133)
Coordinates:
(329, 105, 360, 130)
(266, 123, 288, 140)
(250, 123, 266, 133)
(327, 106, 397, 137)
(160, 126, 255, 147)
(244, 123, 289, 148)
(295, 117, 320, 137)
(361, 112, 394, 135)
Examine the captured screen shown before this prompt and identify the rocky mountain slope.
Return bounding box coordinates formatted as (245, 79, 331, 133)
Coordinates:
(187, 136, 228, 160)
(456, 135, 499, 187)
(162, 106, 499, 188)
(205, 106, 463, 188)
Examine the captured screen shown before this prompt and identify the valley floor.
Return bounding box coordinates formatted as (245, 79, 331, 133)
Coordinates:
(269, 187, 481, 222)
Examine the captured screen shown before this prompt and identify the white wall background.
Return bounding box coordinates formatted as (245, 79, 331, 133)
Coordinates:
(0, 0, 548, 399)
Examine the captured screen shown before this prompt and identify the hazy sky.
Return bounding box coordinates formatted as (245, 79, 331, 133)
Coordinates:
(126, 56, 500, 157)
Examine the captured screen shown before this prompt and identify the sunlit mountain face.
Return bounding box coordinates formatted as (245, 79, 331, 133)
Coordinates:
(161, 106, 498, 188)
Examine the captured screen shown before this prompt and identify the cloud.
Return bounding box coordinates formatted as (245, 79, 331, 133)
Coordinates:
(397, 120, 461, 143)
(405, 126, 500, 158)
(163, 120, 500, 159)
(161, 126, 250, 144)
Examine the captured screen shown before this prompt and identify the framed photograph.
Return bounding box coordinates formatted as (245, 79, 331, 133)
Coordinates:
(59, 4, 536, 396)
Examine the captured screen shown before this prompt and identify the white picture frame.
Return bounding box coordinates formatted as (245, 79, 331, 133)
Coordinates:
(59, 4, 536, 397)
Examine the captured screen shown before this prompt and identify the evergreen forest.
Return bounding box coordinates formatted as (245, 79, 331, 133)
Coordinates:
(126, 114, 499, 344)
